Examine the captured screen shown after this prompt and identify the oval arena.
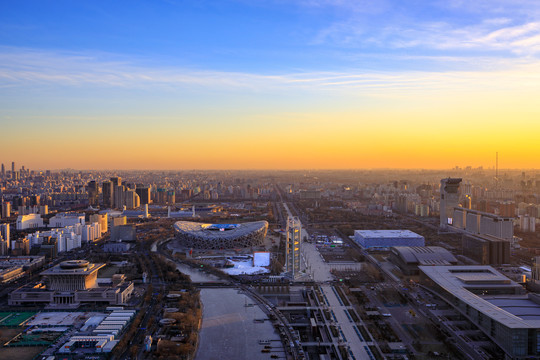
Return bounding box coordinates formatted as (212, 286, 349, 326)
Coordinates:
(173, 221, 268, 250)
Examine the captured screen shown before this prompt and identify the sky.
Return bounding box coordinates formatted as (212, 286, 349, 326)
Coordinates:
(1, 0, 540, 170)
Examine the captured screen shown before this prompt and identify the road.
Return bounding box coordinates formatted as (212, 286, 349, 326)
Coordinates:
(301, 242, 334, 282)
(321, 285, 377, 360)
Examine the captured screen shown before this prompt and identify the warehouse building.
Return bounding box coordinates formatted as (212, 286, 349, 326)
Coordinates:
(354, 230, 424, 249)
(389, 246, 458, 275)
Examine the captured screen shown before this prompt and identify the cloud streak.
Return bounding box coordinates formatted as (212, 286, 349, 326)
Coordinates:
(1, 47, 540, 99)
(316, 19, 540, 55)
(310, 0, 540, 56)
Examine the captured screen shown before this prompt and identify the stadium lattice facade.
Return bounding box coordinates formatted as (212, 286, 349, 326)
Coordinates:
(174, 221, 268, 249)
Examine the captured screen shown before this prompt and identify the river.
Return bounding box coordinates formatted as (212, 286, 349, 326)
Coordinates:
(174, 263, 284, 359)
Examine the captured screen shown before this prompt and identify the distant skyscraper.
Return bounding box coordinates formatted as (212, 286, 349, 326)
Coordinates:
(156, 188, 167, 205)
(0, 223, 10, 254)
(440, 178, 462, 228)
(110, 177, 122, 209)
(125, 189, 140, 209)
(1, 202, 11, 218)
(114, 185, 125, 209)
(135, 186, 151, 205)
(167, 190, 175, 205)
(110, 177, 121, 187)
(11, 162, 15, 174)
(102, 181, 113, 208)
(1, 163, 4, 177)
(87, 180, 99, 207)
(286, 216, 302, 279)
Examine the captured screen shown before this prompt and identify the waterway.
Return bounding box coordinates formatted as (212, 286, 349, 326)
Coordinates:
(173, 262, 284, 359)
(196, 288, 283, 360)
(175, 263, 222, 283)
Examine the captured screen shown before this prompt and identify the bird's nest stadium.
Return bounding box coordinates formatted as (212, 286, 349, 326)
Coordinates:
(173, 221, 268, 249)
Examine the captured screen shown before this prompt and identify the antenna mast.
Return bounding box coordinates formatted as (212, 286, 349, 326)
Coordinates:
(495, 151, 499, 189)
(496, 152, 498, 179)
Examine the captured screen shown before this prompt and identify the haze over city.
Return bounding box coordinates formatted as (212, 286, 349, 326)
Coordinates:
(2, 1, 540, 169)
(2, 2, 540, 360)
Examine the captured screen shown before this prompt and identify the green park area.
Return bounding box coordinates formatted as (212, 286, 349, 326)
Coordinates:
(0, 312, 36, 327)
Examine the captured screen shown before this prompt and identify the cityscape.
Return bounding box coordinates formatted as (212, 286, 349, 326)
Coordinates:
(2, 1, 540, 360)
(1, 166, 539, 360)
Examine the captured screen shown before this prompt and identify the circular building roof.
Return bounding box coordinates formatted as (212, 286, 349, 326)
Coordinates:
(59, 260, 90, 269)
(174, 220, 268, 249)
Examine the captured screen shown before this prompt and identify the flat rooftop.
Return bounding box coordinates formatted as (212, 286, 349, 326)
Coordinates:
(485, 297, 540, 321)
(392, 246, 457, 265)
(420, 265, 540, 329)
(28, 312, 89, 327)
(355, 230, 423, 238)
(41, 262, 105, 276)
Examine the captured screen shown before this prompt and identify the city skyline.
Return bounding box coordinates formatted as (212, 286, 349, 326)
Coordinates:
(2, 1, 540, 169)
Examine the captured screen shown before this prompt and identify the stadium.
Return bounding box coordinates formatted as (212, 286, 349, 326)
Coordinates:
(174, 221, 268, 250)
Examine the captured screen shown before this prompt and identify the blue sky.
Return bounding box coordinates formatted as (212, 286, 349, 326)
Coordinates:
(3, 0, 540, 73)
(1, 0, 540, 169)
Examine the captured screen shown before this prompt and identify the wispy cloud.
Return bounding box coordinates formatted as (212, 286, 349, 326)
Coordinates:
(316, 18, 540, 55)
(311, 0, 540, 56)
(1, 47, 540, 98)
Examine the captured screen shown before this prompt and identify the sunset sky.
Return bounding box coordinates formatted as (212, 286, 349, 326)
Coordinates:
(1, 0, 540, 170)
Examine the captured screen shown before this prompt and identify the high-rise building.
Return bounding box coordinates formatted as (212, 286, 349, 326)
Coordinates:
(40, 205, 49, 215)
(462, 195, 472, 209)
(124, 189, 140, 209)
(110, 177, 122, 209)
(440, 178, 462, 228)
(114, 185, 126, 209)
(285, 216, 302, 278)
(30, 195, 40, 206)
(0, 239, 8, 256)
(110, 177, 121, 187)
(1, 163, 4, 177)
(11, 161, 15, 174)
(89, 213, 108, 233)
(0, 223, 10, 254)
(180, 189, 192, 200)
(11, 237, 29, 256)
(135, 186, 151, 205)
(499, 201, 516, 217)
(156, 188, 167, 204)
(167, 190, 175, 205)
(87, 180, 99, 207)
(1, 202, 11, 218)
(102, 181, 113, 208)
(520, 215, 536, 233)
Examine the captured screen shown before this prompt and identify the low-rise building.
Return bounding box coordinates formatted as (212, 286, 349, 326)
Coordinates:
(49, 213, 85, 228)
(420, 265, 540, 359)
(389, 246, 458, 275)
(9, 260, 133, 307)
(354, 230, 425, 249)
(16, 214, 44, 230)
